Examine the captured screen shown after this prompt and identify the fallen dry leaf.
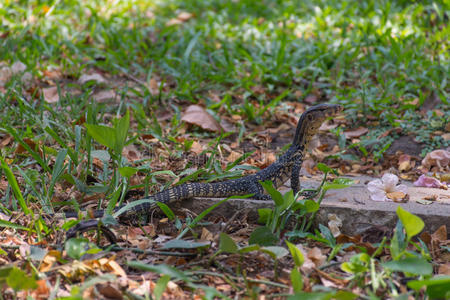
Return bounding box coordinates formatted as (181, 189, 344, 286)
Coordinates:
(181, 105, 222, 132)
(386, 191, 409, 202)
(93, 90, 116, 102)
(327, 214, 342, 237)
(398, 154, 412, 172)
(79, 73, 107, 84)
(344, 127, 369, 139)
(439, 263, 450, 275)
(42, 86, 60, 103)
(15, 138, 42, 156)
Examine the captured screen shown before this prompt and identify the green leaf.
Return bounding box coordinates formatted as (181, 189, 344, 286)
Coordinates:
(0, 219, 30, 231)
(396, 206, 424, 239)
(286, 240, 305, 267)
(249, 226, 278, 246)
(161, 239, 209, 250)
(288, 292, 334, 300)
(6, 267, 37, 291)
(316, 163, 333, 173)
(407, 276, 450, 299)
(219, 233, 238, 254)
(0, 156, 30, 215)
(257, 208, 272, 224)
(238, 244, 260, 254)
(382, 257, 432, 276)
(154, 275, 170, 300)
(290, 268, 303, 293)
(65, 238, 98, 260)
(156, 201, 175, 220)
(304, 200, 320, 213)
(49, 149, 68, 197)
(118, 166, 138, 178)
(85, 123, 116, 149)
(114, 110, 130, 154)
(260, 180, 284, 206)
(323, 178, 354, 191)
(261, 246, 289, 260)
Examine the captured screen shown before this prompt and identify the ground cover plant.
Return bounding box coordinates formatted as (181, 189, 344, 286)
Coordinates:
(0, 0, 449, 298)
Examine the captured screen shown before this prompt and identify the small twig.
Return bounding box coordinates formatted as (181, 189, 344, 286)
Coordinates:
(221, 209, 242, 232)
(188, 270, 289, 289)
(109, 245, 196, 257)
(318, 261, 342, 270)
(120, 70, 147, 87)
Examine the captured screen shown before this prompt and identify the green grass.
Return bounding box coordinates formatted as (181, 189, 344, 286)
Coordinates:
(0, 0, 449, 298)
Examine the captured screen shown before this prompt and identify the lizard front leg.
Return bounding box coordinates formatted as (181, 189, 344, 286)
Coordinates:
(291, 159, 302, 195)
(248, 181, 272, 200)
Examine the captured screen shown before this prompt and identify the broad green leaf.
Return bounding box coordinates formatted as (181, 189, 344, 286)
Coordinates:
(316, 163, 333, 173)
(286, 240, 305, 267)
(382, 257, 432, 275)
(260, 180, 284, 206)
(407, 276, 450, 299)
(249, 226, 278, 246)
(65, 238, 98, 260)
(323, 178, 354, 191)
(304, 200, 320, 213)
(219, 233, 238, 253)
(396, 206, 424, 239)
(261, 246, 289, 260)
(118, 166, 138, 178)
(290, 268, 303, 293)
(257, 208, 272, 224)
(161, 239, 209, 250)
(85, 123, 116, 149)
(6, 267, 37, 291)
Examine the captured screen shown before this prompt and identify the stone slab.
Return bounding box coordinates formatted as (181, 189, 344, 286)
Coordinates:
(181, 176, 450, 237)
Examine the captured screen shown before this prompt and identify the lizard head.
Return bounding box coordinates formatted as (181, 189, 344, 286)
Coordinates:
(292, 103, 343, 147)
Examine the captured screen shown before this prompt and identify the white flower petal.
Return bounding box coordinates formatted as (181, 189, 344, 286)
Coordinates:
(395, 184, 408, 194)
(382, 173, 399, 192)
(370, 190, 388, 201)
(367, 179, 384, 193)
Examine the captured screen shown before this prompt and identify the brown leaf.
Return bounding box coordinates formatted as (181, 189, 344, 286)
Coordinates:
(438, 263, 450, 275)
(97, 283, 123, 300)
(307, 247, 326, 267)
(181, 105, 222, 132)
(431, 225, 447, 242)
(93, 90, 117, 103)
(0, 134, 12, 148)
(344, 127, 369, 139)
(42, 86, 60, 103)
(15, 138, 42, 156)
(387, 191, 409, 202)
(398, 154, 412, 172)
(78, 72, 106, 84)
